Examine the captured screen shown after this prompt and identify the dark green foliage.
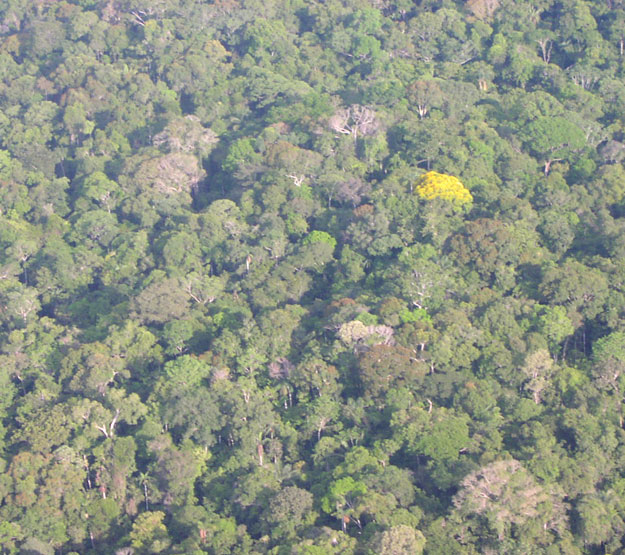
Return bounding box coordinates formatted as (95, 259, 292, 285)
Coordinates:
(2, 0, 625, 553)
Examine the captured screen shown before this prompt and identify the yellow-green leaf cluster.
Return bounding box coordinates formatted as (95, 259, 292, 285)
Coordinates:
(415, 171, 473, 205)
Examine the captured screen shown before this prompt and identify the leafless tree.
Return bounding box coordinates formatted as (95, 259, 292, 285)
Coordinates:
(329, 105, 379, 139)
(521, 349, 554, 404)
(153, 115, 218, 157)
(537, 38, 553, 63)
(154, 153, 205, 194)
(569, 65, 599, 90)
(453, 459, 567, 541)
(466, 0, 500, 20)
(599, 140, 625, 163)
(409, 80, 442, 119)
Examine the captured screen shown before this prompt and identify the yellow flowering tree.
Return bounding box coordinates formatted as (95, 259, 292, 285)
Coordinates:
(415, 171, 472, 205)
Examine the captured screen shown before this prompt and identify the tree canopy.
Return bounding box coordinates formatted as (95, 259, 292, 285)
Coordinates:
(1, 0, 625, 553)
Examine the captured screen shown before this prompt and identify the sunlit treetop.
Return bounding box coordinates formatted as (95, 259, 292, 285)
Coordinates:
(415, 171, 473, 205)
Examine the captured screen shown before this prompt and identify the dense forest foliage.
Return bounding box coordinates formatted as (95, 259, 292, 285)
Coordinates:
(1, 0, 625, 552)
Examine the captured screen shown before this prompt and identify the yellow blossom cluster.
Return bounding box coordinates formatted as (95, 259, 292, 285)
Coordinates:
(415, 171, 473, 205)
